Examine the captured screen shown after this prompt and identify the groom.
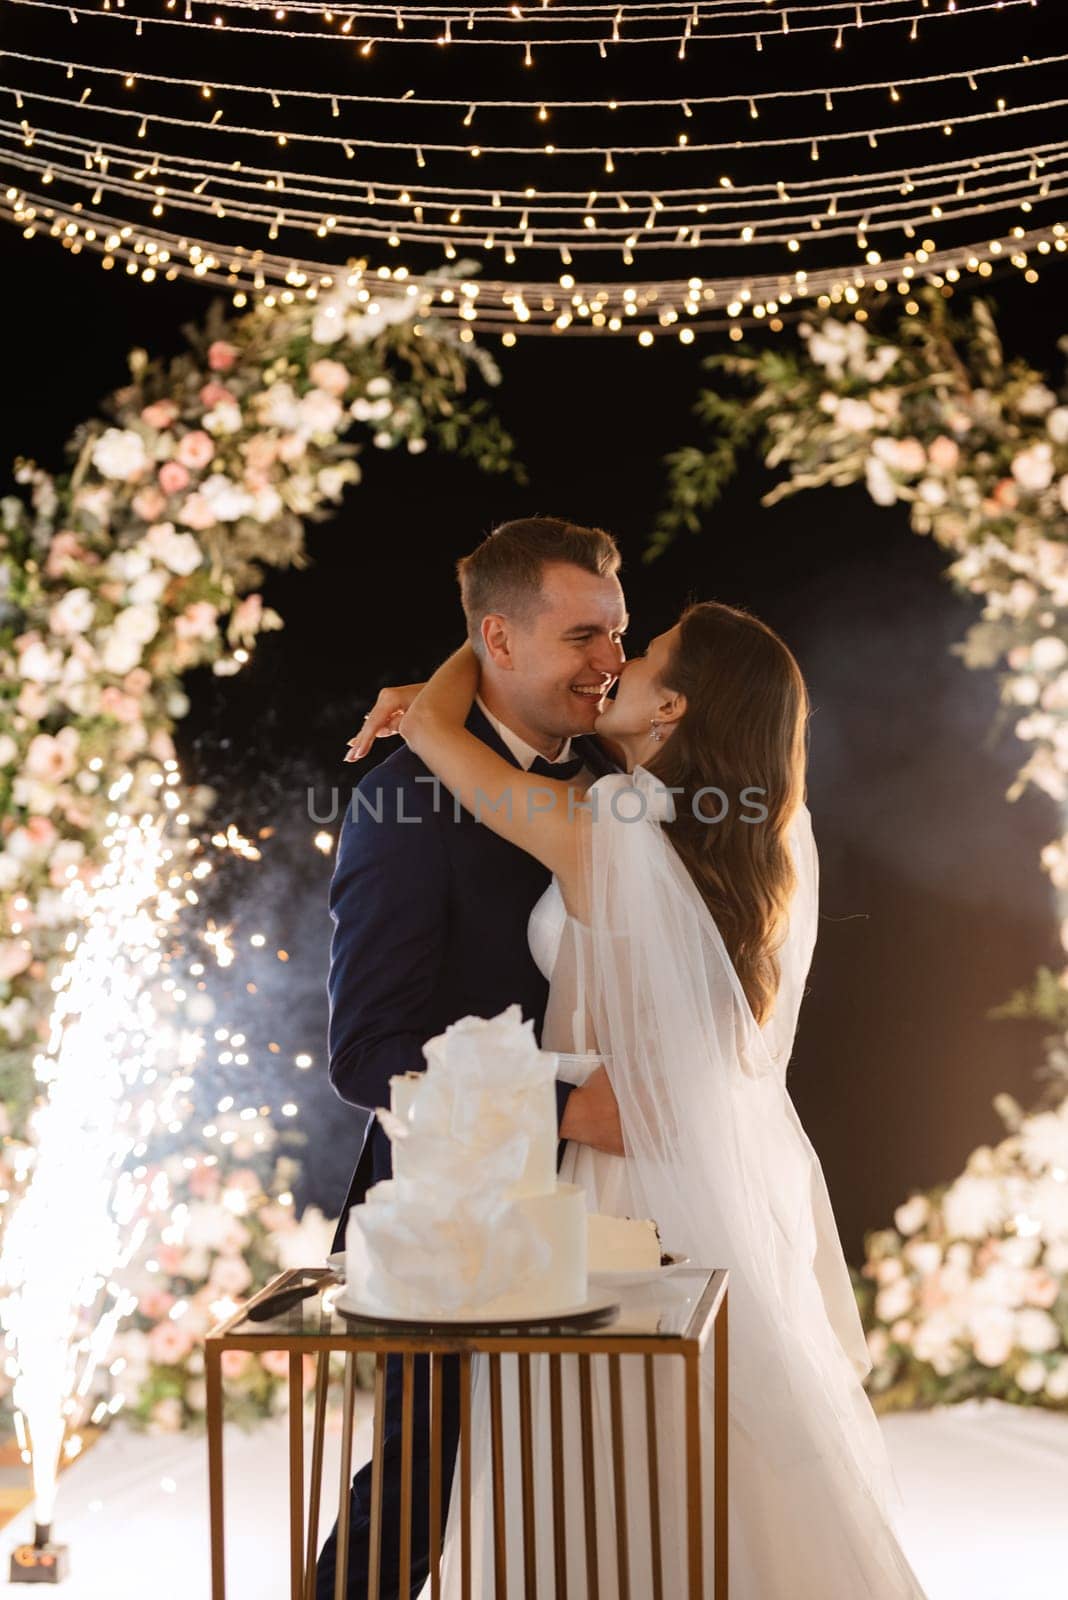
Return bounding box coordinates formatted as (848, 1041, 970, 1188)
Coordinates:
(316, 516, 629, 1599)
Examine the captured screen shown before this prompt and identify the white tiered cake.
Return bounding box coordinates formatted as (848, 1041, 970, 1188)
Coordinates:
(343, 1007, 589, 1322)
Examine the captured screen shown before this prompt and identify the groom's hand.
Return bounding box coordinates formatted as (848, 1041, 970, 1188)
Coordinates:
(559, 1065, 625, 1156)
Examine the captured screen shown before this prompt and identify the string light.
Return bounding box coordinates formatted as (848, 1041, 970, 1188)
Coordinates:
(6, 0, 1032, 48)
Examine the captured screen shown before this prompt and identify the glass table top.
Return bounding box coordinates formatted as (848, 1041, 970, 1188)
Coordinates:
(214, 1267, 723, 1346)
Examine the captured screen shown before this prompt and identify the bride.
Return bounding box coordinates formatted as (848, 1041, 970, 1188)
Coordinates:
(379, 601, 927, 1599)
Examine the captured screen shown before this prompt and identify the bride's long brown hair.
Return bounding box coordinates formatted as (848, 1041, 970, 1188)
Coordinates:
(646, 601, 810, 1027)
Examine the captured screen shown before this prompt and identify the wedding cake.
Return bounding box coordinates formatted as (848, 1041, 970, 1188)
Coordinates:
(344, 1006, 589, 1321)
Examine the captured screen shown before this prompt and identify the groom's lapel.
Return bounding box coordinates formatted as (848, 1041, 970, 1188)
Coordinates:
(573, 734, 622, 778)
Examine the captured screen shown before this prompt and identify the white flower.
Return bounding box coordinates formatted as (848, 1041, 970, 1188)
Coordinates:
(903, 1240, 942, 1276)
(1016, 1307, 1059, 1354)
(107, 547, 152, 583)
(18, 641, 64, 683)
(113, 603, 160, 644)
(1011, 441, 1055, 493)
(1059, 476, 1068, 515)
(1047, 406, 1068, 444)
(894, 1194, 930, 1236)
(25, 728, 78, 784)
(0, 733, 16, 767)
(203, 400, 244, 437)
(1016, 1358, 1048, 1393)
(1046, 1360, 1068, 1400)
(298, 389, 344, 437)
(1017, 383, 1057, 417)
(875, 1278, 915, 1323)
(91, 427, 149, 481)
(913, 1312, 964, 1375)
(1019, 1106, 1068, 1174)
(183, 1201, 234, 1251)
(0, 997, 31, 1042)
(373, 431, 394, 449)
(864, 345, 901, 383)
(835, 398, 877, 433)
(1028, 1172, 1068, 1239)
(102, 633, 143, 675)
(311, 288, 358, 346)
(407, 437, 427, 455)
(942, 1174, 1006, 1239)
(250, 485, 284, 523)
(865, 456, 898, 507)
(49, 588, 94, 637)
(141, 524, 202, 578)
(1032, 637, 1068, 675)
(871, 436, 927, 474)
(198, 473, 255, 523)
(366, 376, 392, 397)
(129, 570, 169, 605)
(316, 466, 349, 500)
(969, 1305, 1016, 1367)
(805, 319, 869, 381)
(917, 479, 948, 507)
(346, 296, 417, 346)
(349, 396, 375, 422)
(257, 381, 303, 431)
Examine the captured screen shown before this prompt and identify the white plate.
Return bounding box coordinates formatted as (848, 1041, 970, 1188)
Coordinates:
(331, 1285, 620, 1330)
(589, 1252, 690, 1289)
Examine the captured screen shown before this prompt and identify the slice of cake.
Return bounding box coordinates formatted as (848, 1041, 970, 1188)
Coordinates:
(587, 1213, 663, 1273)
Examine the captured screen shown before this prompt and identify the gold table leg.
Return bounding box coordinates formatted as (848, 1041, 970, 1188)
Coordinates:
(643, 1354, 663, 1600)
(715, 1291, 729, 1600)
(459, 1353, 472, 1600)
(305, 1353, 330, 1600)
(368, 1355, 387, 1600)
(685, 1350, 704, 1600)
(334, 1352, 357, 1600)
(517, 1354, 536, 1600)
(608, 1354, 630, 1600)
(429, 1355, 443, 1600)
(548, 1354, 567, 1600)
(578, 1355, 599, 1600)
(289, 1352, 305, 1600)
(489, 1353, 508, 1599)
(399, 1355, 414, 1599)
(207, 1343, 226, 1600)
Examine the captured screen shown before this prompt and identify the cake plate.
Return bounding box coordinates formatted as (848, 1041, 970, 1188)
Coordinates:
(324, 1257, 619, 1331)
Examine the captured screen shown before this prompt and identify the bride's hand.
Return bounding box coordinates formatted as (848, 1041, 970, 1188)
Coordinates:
(344, 682, 426, 762)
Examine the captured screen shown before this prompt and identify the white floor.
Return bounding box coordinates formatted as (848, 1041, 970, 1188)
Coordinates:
(1, 1399, 1065, 1597)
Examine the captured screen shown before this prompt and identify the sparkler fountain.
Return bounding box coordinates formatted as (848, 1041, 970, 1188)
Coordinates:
(0, 783, 200, 1581)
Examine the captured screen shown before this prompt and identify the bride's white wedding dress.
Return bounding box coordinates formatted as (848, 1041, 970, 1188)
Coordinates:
(435, 770, 927, 1598)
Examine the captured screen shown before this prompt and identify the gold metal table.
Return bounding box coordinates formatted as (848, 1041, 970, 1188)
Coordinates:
(206, 1266, 728, 1600)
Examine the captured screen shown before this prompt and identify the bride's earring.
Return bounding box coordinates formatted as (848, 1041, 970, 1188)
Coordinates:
(650, 719, 663, 743)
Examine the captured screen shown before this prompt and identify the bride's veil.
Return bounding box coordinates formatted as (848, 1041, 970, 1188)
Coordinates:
(579, 769, 920, 1585)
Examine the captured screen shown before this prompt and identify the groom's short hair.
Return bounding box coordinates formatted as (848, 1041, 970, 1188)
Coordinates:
(457, 516, 621, 653)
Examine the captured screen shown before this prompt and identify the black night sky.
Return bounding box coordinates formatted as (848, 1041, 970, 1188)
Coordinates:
(2, 1, 1067, 1258)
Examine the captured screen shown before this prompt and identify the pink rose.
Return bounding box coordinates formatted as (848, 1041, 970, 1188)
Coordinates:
(175, 601, 219, 642)
(44, 532, 92, 579)
(189, 1165, 221, 1199)
(1023, 1269, 1059, 1309)
(230, 594, 263, 638)
(175, 431, 215, 471)
(220, 1349, 250, 1379)
(309, 358, 350, 397)
(209, 1255, 252, 1296)
(156, 1245, 185, 1275)
(158, 461, 191, 495)
(207, 341, 239, 372)
(243, 435, 279, 473)
(0, 942, 32, 982)
(993, 478, 1019, 510)
(25, 816, 58, 848)
(100, 686, 142, 724)
(141, 399, 178, 430)
(199, 381, 233, 410)
(132, 485, 167, 523)
(148, 1320, 195, 1366)
(927, 436, 960, 473)
(277, 433, 307, 463)
(177, 494, 216, 531)
(139, 1287, 176, 1321)
(123, 668, 152, 697)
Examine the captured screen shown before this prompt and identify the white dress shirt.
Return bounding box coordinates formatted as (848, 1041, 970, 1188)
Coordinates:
(474, 696, 574, 772)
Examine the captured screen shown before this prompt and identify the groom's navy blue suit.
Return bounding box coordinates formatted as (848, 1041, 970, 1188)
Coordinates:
(316, 704, 612, 1600)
